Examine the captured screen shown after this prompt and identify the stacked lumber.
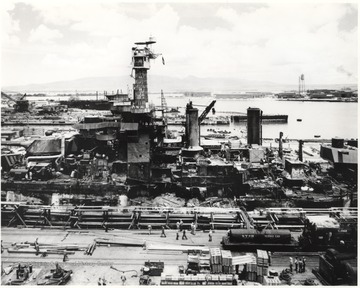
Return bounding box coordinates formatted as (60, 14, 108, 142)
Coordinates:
(210, 248, 222, 273)
(232, 254, 257, 266)
(245, 262, 257, 282)
(221, 250, 235, 274)
(256, 249, 269, 284)
(187, 255, 199, 264)
(199, 254, 211, 273)
(257, 249, 269, 266)
(160, 274, 234, 285)
(263, 276, 281, 285)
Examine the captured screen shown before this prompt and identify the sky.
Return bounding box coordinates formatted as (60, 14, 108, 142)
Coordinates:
(1, 1, 358, 87)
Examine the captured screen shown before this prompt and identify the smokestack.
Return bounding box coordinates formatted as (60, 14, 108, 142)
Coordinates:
(185, 102, 200, 148)
(279, 132, 283, 159)
(247, 108, 262, 145)
(299, 140, 303, 162)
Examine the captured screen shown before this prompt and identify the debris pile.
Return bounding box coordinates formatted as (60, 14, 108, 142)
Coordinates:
(186, 198, 200, 207)
(152, 194, 185, 207)
(199, 197, 237, 208)
(279, 268, 292, 285)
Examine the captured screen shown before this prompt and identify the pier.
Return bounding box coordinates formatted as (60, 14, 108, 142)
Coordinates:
(231, 114, 288, 123)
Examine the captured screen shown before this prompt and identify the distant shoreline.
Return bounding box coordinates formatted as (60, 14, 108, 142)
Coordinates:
(277, 98, 357, 103)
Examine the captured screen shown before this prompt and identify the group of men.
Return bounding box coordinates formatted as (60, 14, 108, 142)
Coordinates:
(289, 256, 307, 273)
(147, 220, 214, 241)
(176, 219, 188, 240)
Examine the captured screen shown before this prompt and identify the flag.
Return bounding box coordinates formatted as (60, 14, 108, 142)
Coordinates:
(162, 56, 165, 65)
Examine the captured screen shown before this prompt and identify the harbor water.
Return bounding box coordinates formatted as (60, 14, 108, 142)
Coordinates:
(155, 96, 358, 140)
(25, 93, 358, 140)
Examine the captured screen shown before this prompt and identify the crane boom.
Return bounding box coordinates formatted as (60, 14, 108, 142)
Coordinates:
(198, 100, 216, 124)
(1, 92, 16, 103)
(161, 89, 168, 125)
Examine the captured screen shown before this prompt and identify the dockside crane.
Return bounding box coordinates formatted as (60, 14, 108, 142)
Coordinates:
(15, 93, 29, 112)
(1, 92, 29, 112)
(197, 100, 216, 142)
(1, 91, 17, 104)
(198, 100, 216, 124)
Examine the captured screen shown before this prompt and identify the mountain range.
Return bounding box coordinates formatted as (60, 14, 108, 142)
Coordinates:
(2, 75, 357, 94)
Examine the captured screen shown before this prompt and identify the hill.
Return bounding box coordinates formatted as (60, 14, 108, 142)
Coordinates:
(2, 75, 357, 94)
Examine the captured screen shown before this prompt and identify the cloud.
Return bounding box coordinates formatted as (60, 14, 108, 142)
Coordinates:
(2, 2, 21, 48)
(337, 65, 353, 78)
(1, 2, 358, 86)
(42, 53, 71, 67)
(29, 24, 63, 44)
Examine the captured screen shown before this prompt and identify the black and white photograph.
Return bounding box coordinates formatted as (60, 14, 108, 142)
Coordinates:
(1, 0, 358, 286)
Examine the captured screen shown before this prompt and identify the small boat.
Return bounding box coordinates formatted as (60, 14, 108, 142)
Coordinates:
(314, 135, 321, 138)
(297, 119, 302, 122)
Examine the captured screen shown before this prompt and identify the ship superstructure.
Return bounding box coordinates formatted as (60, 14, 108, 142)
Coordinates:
(107, 37, 162, 122)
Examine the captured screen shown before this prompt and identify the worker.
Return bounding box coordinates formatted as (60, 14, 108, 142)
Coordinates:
(176, 231, 179, 240)
(232, 274, 238, 285)
(98, 277, 103, 285)
(70, 169, 76, 178)
(298, 258, 303, 273)
(182, 230, 188, 240)
(268, 251, 272, 266)
(55, 262, 62, 276)
(176, 221, 180, 231)
(26, 169, 32, 180)
(294, 257, 298, 272)
(102, 276, 107, 286)
(63, 253, 68, 262)
(208, 230, 212, 242)
(161, 226, 166, 237)
(1, 240, 4, 253)
(148, 224, 152, 235)
(179, 219, 184, 231)
(327, 231, 333, 244)
(121, 273, 126, 285)
(339, 240, 345, 252)
(23, 267, 29, 280)
(34, 238, 40, 255)
(205, 274, 211, 285)
(190, 222, 195, 235)
(302, 257, 306, 272)
(227, 228, 231, 236)
(289, 257, 293, 272)
(16, 263, 21, 279)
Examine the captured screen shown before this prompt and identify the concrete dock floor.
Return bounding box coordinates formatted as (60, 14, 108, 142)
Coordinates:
(1, 227, 321, 285)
